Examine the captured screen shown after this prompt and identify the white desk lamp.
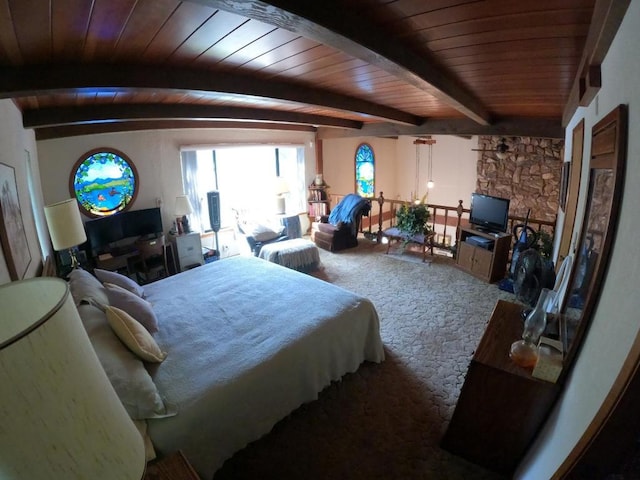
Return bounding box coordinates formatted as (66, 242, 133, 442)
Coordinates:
(0, 278, 145, 479)
(44, 198, 87, 268)
(274, 177, 289, 215)
(175, 195, 194, 234)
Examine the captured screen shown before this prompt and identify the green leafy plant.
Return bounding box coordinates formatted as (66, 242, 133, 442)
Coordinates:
(396, 203, 431, 236)
(536, 229, 554, 259)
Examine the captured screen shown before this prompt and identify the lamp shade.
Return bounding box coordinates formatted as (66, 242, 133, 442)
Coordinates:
(44, 199, 87, 251)
(274, 177, 290, 195)
(0, 278, 145, 479)
(174, 195, 193, 216)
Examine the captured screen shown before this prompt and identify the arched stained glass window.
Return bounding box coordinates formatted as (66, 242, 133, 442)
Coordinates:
(69, 148, 138, 217)
(355, 143, 375, 197)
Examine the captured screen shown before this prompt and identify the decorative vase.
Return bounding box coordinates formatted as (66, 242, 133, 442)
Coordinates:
(509, 288, 551, 368)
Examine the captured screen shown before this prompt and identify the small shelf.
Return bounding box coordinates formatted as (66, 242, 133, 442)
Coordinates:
(308, 183, 330, 219)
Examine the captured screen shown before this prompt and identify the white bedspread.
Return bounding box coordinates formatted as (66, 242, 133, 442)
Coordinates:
(144, 256, 384, 478)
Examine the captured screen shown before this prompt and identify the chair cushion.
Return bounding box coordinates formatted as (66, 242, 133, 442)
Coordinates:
(247, 223, 284, 242)
(316, 222, 340, 234)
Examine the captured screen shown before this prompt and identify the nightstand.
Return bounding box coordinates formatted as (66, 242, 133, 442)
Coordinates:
(169, 232, 204, 272)
(144, 451, 200, 480)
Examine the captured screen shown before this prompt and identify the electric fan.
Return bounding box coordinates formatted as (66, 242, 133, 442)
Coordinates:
(512, 248, 556, 307)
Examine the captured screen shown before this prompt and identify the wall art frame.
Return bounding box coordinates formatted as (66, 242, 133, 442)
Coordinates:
(0, 162, 32, 280)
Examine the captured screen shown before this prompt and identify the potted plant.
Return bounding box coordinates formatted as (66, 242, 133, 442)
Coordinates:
(396, 203, 431, 236)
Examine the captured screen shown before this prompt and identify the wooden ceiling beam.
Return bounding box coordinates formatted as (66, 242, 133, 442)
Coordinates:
(33, 120, 317, 141)
(187, 0, 492, 125)
(317, 118, 564, 140)
(0, 64, 420, 126)
(22, 103, 363, 130)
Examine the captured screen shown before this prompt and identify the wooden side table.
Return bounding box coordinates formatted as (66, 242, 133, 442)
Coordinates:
(382, 227, 435, 262)
(144, 451, 200, 480)
(441, 300, 562, 475)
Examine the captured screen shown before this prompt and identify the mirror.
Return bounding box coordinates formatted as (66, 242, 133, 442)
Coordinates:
(561, 105, 627, 378)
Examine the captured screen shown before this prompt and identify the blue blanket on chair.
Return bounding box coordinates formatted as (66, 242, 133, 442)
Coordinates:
(328, 194, 369, 235)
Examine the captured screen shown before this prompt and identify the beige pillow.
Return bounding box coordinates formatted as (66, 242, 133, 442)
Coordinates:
(106, 306, 166, 363)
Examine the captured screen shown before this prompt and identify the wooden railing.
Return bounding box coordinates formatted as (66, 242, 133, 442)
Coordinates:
(328, 192, 556, 256)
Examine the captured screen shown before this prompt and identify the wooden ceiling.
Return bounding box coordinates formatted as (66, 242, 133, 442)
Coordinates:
(0, 0, 629, 140)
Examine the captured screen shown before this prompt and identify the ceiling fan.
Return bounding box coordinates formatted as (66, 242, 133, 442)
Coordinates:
(472, 138, 510, 159)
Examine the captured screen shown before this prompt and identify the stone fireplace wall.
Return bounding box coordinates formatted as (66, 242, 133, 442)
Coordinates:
(476, 136, 564, 222)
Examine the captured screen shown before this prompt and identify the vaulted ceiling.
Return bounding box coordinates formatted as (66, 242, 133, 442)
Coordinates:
(0, 0, 629, 140)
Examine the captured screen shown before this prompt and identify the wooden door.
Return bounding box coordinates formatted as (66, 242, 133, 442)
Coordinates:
(557, 120, 584, 265)
(472, 247, 493, 278)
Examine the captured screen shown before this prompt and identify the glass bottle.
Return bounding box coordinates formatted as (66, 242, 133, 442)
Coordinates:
(510, 288, 551, 368)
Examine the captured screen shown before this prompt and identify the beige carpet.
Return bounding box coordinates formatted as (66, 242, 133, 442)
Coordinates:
(213, 238, 516, 480)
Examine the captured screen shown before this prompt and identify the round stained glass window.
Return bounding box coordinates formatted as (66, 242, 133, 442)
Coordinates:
(69, 148, 138, 217)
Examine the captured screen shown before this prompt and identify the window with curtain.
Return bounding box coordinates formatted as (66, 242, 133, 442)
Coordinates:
(180, 146, 306, 232)
(355, 143, 375, 197)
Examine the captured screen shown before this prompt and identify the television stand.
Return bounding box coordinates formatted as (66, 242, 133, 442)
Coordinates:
(455, 226, 511, 283)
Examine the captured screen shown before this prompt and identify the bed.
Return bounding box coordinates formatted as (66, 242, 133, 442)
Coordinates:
(71, 255, 384, 479)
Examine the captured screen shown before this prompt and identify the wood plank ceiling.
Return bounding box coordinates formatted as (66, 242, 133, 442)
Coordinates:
(0, 0, 626, 140)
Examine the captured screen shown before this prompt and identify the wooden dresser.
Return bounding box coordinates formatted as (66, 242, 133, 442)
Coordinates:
(441, 300, 562, 475)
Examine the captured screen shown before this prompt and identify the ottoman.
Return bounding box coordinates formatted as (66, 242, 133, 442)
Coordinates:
(258, 238, 320, 272)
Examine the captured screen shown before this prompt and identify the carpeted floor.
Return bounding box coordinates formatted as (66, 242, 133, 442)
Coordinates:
(213, 238, 516, 480)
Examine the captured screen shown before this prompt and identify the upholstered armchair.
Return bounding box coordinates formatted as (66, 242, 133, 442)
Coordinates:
(234, 209, 304, 256)
(313, 194, 371, 252)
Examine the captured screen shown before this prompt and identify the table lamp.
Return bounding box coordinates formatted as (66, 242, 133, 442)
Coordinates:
(44, 198, 87, 268)
(274, 177, 289, 214)
(0, 277, 146, 479)
(175, 195, 194, 234)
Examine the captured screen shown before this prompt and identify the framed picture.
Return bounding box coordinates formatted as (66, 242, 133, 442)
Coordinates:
(0, 162, 32, 280)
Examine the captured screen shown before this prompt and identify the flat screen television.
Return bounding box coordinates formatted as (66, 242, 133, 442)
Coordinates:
(84, 214, 124, 253)
(469, 193, 510, 233)
(84, 207, 163, 253)
(121, 207, 163, 238)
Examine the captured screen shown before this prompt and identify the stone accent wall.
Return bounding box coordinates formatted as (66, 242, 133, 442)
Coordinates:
(476, 136, 564, 222)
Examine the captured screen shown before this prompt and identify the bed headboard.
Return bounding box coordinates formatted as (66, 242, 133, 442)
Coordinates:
(40, 256, 57, 277)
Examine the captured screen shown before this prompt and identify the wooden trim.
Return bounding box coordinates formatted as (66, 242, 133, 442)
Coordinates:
(315, 139, 323, 177)
(553, 328, 640, 479)
(562, 0, 631, 125)
(317, 117, 565, 140)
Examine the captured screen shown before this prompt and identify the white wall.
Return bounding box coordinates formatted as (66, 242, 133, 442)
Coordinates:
(394, 135, 477, 207)
(321, 136, 397, 198)
(517, 2, 640, 477)
(0, 100, 47, 284)
(37, 128, 317, 242)
(321, 135, 477, 208)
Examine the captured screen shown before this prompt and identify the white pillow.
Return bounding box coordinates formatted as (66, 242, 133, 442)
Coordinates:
(95, 268, 145, 297)
(104, 282, 159, 333)
(68, 268, 109, 306)
(78, 303, 175, 420)
(249, 223, 284, 242)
